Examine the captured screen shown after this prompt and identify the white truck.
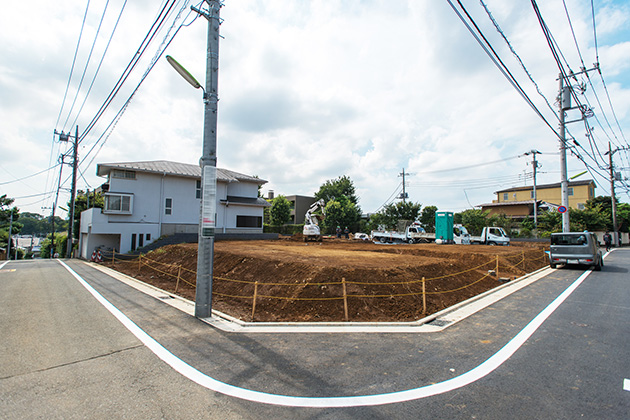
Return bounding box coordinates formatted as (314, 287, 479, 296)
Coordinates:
(371, 222, 436, 244)
(302, 199, 326, 242)
(371, 223, 476, 245)
(470, 227, 510, 246)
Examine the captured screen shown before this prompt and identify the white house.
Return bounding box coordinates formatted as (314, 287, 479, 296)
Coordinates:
(79, 160, 270, 258)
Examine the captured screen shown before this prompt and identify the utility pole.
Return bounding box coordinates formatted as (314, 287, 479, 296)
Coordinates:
(398, 168, 412, 202)
(7, 212, 12, 260)
(605, 142, 629, 245)
(525, 150, 541, 233)
(192, 0, 221, 318)
(558, 74, 571, 233)
(55, 126, 79, 258)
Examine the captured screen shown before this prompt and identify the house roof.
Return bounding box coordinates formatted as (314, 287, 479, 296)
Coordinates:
(494, 179, 594, 194)
(97, 160, 267, 184)
(478, 200, 539, 208)
(222, 196, 271, 207)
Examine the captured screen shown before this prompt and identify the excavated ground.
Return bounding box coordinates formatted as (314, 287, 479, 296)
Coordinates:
(103, 237, 549, 322)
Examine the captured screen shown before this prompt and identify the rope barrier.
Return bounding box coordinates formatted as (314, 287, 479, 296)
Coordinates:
(105, 247, 548, 306)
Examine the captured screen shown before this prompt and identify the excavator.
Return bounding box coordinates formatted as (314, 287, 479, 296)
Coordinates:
(302, 199, 326, 242)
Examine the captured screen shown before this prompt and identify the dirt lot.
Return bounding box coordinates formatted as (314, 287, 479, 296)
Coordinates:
(103, 237, 549, 322)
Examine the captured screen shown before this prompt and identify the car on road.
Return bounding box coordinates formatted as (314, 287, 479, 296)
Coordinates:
(549, 231, 603, 271)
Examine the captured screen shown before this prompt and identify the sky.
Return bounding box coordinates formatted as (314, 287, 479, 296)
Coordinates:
(1, 0, 630, 219)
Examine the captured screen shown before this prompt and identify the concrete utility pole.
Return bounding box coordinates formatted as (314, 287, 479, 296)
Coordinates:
(193, 0, 221, 318)
(558, 74, 571, 233)
(606, 143, 629, 245)
(55, 127, 79, 258)
(398, 168, 410, 203)
(67, 126, 79, 258)
(7, 212, 12, 260)
(525, 150, 541, 233)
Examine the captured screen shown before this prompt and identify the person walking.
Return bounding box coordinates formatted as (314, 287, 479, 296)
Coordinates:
(603, 231, 612, 252)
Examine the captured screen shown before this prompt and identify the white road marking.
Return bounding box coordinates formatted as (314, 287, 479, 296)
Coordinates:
(0, 261, 9, 270)
(58, 260, 593, 408)
(624, 379, 630, 392)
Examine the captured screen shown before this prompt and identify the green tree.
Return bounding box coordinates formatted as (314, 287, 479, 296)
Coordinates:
(69, 190, 104, 239)
(419, 205, 438, 232)
(616, 203, 630, 232)
(40, 232, 67, 259)
(321, 196, 361, 234)
(368, 201, 422, 231)
(315, 175, 359, 206)
(0, 195, 21, 258)
(457, 209, 490, 236)
(269, 195, 292, 226)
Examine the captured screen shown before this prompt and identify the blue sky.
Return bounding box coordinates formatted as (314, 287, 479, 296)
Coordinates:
(1, 0, 629, 217)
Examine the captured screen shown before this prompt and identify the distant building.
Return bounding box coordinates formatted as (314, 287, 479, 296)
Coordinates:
(478, 180, 596, 219)
(79, 160, 270, 257)
(286, 195, 318, 224)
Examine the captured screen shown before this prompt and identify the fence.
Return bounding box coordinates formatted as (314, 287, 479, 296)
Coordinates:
(102, 248, 549, 321)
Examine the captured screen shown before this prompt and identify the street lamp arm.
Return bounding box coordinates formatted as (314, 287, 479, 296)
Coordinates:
(166, 55, 203, 91)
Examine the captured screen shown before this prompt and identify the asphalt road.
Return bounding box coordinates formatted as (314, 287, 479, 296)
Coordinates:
(1, 249, 628, 419)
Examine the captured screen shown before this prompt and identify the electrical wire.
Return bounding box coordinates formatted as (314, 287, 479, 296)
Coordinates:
(60, 0, 112, 132)
(67, 0, 129, 132)
(53, 0, 91, 130)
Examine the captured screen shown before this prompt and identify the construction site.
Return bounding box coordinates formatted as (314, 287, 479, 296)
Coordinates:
(102, 237, 550, 323)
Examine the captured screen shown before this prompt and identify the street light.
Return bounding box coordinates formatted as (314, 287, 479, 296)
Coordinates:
(165, 0, 221, 319)
(166, 55, 203, 90)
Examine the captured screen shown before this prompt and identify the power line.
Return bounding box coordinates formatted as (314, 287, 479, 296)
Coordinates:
(60, 0, 112, 132)
(54, 1, 91, 131)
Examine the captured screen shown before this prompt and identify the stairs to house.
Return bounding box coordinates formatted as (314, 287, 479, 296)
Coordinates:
(132, 233, 198, 255)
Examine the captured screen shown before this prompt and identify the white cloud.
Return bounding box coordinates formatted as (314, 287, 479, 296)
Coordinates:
(1, 0, 629, 217)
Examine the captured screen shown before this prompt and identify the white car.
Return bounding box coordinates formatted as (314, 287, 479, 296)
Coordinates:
(353, 232, 371, 241)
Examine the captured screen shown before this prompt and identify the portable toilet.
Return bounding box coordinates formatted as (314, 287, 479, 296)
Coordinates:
(435, 211, 454, 244)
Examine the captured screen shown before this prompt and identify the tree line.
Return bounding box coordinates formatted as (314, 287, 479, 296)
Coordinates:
(265, 176, 630, 237)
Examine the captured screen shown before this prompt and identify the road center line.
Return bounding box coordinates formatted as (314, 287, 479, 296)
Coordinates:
(58, 260, 592, 408)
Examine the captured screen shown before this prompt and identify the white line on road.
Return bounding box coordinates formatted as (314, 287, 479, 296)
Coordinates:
(624, 379, 630, 392)
(58, 260, 593, 408)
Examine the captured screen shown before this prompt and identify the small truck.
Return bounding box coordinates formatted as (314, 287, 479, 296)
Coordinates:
(470, 227, 510, 246)
(371, 222, 434, 244)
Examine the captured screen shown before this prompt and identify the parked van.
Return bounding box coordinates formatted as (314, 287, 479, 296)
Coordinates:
(549, 232, 603, 271)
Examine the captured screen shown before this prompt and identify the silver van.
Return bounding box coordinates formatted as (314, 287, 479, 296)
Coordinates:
(549, 232, 603, 271)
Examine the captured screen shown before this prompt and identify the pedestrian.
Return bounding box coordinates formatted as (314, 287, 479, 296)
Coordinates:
(603, 231, 612, 252)
(344, 227, 349, 239)
(336, 226, 341, 238)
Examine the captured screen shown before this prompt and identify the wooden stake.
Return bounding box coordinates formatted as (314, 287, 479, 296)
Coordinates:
(342, 277, 349, 322)
(175, 265, 182, 293)
(252, 281, 259, 321)
(138, 255, 142, 271)
(422, 277, 426, 315)
(496, 255, 500, 280)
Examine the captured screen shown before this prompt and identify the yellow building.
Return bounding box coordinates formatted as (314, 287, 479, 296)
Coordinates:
(479, 180, 596, 219)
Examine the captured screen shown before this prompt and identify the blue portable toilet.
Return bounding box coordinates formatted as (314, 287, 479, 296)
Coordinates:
(435, 211, 454, 243)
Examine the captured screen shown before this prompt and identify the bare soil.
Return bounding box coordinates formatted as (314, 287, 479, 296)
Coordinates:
(103, 237, 549, 322)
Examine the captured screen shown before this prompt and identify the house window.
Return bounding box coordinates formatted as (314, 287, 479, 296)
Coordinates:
(104, 193, 133, 214)
(568, 187, 574, 196)
(131, 234, 137, 251)
(111, 169, 136, 180)
(165, 198, 172, 215)
(577, 203, 585, 210)
(139, 234, 144, 248)
(237, 215, 262, 228)
(530, 190, 534, 199)
(146, 233, 151, 241)
(502, 193, 509, 201)
(196, 180, 202, 199)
